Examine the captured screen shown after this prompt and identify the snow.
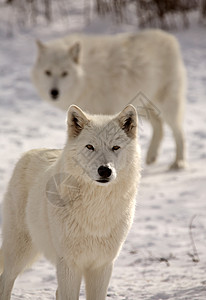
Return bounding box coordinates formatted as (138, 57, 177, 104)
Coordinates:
(0, 4, 206, 300)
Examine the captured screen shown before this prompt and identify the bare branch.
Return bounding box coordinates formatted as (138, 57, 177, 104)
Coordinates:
(187, 215, 200, 263)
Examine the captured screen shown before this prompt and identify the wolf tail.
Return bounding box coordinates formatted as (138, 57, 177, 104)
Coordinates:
(0, 248, 3, 274)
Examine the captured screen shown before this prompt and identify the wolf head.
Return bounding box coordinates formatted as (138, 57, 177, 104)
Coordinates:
(65, 104, 139, 186)
(32, 40, 84, 110)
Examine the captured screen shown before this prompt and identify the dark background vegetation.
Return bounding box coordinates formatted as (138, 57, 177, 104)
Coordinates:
(1, 0, 205, 31)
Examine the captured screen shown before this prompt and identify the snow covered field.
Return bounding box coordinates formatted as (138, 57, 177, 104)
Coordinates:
(0, 4, 206, 300)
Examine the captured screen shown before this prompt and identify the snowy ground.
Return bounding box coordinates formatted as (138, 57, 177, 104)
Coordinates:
(0, 5, 206, 300)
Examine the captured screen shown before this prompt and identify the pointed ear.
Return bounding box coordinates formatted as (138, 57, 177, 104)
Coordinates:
(117, 104, 138, 138)
(67, 105, 89, 138)
(36, 39, 47, 53)
(69, 42, 81, 64)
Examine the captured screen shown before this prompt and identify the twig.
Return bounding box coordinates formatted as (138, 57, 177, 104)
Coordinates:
(187, 215, 200, 263)
(147, 251, 176, 267)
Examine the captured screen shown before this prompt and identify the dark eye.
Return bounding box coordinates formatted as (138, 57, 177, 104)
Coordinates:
(45, 70, 52, 76)
(86, 144, 94, 151)
(112, 146, 120, 151)
(62, 71, 68, 77)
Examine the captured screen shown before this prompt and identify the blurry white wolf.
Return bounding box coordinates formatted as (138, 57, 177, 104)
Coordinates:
(0, 104, 141, 300)
(32, 29, 186, 169)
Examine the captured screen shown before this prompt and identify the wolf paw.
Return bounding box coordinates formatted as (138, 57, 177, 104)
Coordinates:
(169, 160, 187, 170)
(146, 152, 157, 165)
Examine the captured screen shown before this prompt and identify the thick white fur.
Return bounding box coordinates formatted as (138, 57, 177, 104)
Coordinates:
(32, 30, 186, 169)
(0, 105, 140, 300)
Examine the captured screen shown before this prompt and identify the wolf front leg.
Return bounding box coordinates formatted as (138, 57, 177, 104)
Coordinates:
(84, 262, 113, 300)
(56, 258, 82, 300)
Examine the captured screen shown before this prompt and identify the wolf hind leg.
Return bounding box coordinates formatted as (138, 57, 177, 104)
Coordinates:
(168, 121, 186, 169)
(0, 248, 3, 274)
(162, 100, 186, 169)
(146, 111, 163, 165)
(0, 232, 39, 300)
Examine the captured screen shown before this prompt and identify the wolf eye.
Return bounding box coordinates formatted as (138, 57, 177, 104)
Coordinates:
(61, 71, 68, 77)
(112, 146, 120, 151)
(45, 70, 52, 76)
(86, 144, 94, 151)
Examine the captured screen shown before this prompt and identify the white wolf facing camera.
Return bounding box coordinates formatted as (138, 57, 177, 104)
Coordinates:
(0, 104, 141, 300)
(32, 29, 187, 169)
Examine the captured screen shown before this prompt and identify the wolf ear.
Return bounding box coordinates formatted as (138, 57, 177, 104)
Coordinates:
(69, 42, 81, 64)
(36, 40, 47, 53)
(67, 105, 89, 138)
(117, 104, 138, 138)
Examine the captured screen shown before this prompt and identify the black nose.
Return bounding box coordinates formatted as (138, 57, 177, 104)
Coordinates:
(50, 89, 59, 99)
(98, 166, 112, 178)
